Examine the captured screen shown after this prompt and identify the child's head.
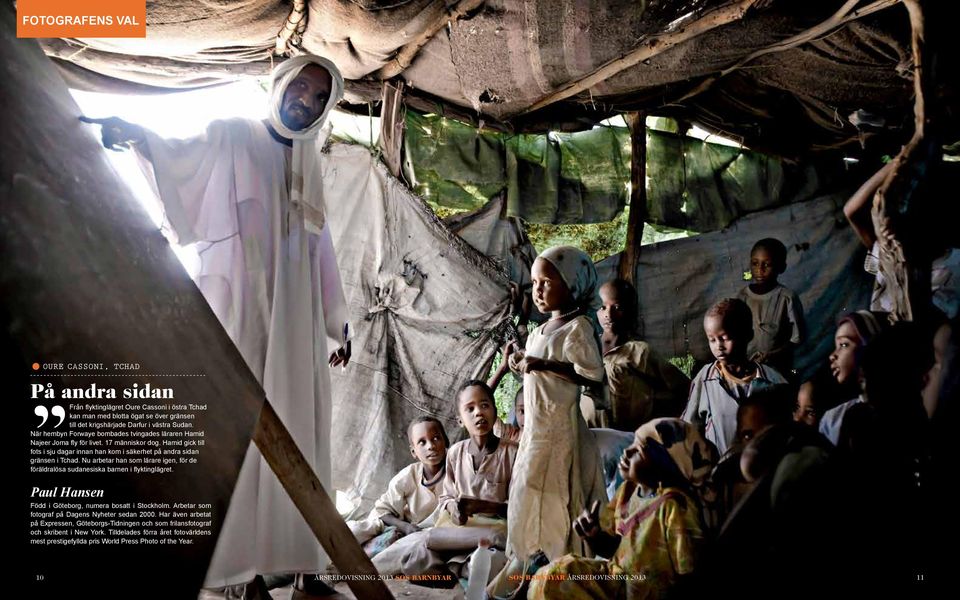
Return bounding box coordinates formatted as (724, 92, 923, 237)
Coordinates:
(531, 246, 599, 317)
(794, 369, 834, 428)
(735, 386, 793, 447)
(456, 380, 497, 438)
(598, 279, 638, 335)
(829, 310, 887, 387)
(703, 298, 753, 365)
(407, 416, 449, 468)
(513, 387, 525, 429)
(749, 238, 787, 290)
(620, 418, 717, 492)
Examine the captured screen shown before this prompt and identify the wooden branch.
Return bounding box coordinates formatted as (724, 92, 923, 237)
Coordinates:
(275, 0, 308, 56)
(253, 400, 393, 600)
(677, 0, 901, 103)
(372, 0, 485, 80)
(514, 0, 761, 117)
(619, 112, 647, 287)
(871, 0, 934, 323)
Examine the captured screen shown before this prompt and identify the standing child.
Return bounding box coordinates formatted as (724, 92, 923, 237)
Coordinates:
(506, 246, 608, 562)
(347, 417, 448, 550)
(599, 278, 691, 430)
(737, 238, 805, 377)
(683, 298, 788, 455)
(528, 419, 717, 600)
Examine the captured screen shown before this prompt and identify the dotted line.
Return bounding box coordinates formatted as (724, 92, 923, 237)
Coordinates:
(29, 374, 206, 377)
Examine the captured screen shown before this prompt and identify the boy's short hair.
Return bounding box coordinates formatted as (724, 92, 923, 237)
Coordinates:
(457, 379, 494, 401)
(752, 238, 788, 273)
(407, 416, 450, 447)
(736, 385, 794, 424)
(705, 298, 754, 342)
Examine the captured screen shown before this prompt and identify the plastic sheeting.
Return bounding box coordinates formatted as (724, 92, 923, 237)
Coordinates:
(404, 111, 842, 232)
(597, 193, 874, 382)
(404, 111, 627, 223)
(645, 129, 841, 232)
(321, 144, 513, 512)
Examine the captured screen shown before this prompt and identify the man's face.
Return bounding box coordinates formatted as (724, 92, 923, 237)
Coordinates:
(280, 64, 333, 131)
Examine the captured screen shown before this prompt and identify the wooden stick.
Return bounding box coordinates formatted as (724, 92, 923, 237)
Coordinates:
(619, 112, 647, 286)
(373, 0, 485, 80)
(253, 400, 393, 600)
(514, 0, 761, 117)
(677, 0, 901, 103)
(379, 80, 406, 178)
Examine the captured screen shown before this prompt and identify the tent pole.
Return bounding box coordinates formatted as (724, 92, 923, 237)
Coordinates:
(253, 400, 394, 600)
(379, 79, 406, 179)
(620, 112, 647, 286)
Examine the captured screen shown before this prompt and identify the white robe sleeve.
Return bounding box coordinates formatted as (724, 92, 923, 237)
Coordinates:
(562, 318, 605, 382)
(135, 120, 244, 246)
(317, 223, 348, 348)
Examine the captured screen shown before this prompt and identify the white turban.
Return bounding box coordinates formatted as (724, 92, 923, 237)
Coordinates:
(267, 55, 345, 234)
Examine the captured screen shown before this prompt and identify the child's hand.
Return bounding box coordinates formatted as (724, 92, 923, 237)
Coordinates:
(516, 356, 546, 373)
(573, 500, 602, 539)
(750, 351, 767, 363)
(502, 340, 518, 362)
(507, 348, 526, 372)
(397, 522, 420, 536)
(448, 502, 467, 526)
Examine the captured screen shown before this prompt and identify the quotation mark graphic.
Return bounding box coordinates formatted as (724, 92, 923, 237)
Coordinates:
(35, 405, 66, 429)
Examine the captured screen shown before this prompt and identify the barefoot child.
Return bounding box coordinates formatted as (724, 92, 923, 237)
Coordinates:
(506, 246, 608, 563)
(599, 278, 691, 430)
(347, 417, 449, 551)
(528, 419, 717, 600)
(737, 238, 805, 377)
(683, 298, 788, 455)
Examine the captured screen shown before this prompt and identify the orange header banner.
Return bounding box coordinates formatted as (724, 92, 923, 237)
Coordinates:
(17, 0, 146, 38)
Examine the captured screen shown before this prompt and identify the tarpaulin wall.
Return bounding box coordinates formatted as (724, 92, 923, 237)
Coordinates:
(321, 144, 513, 512)
(596, 194, 874, 382)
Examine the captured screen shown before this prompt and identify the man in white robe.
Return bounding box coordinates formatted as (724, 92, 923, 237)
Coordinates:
(83, 56, 351, 597)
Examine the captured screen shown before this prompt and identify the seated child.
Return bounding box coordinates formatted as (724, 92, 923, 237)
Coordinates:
(819, 310, 888, 445)
(528, 419, 717, 600)
(682, 298, 788, 455)
(701, 386, 792, 533)
(396, 380, 518, 580)
(737, 238, 805, 377)
(599, 278, 691, 430)
(347, 417, 449, 553)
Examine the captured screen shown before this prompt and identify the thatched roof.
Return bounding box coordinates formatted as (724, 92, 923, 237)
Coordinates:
(42, 0, 957, 159)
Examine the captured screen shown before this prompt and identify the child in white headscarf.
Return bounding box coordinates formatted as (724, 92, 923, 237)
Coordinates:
(503, 246, 608, 568)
